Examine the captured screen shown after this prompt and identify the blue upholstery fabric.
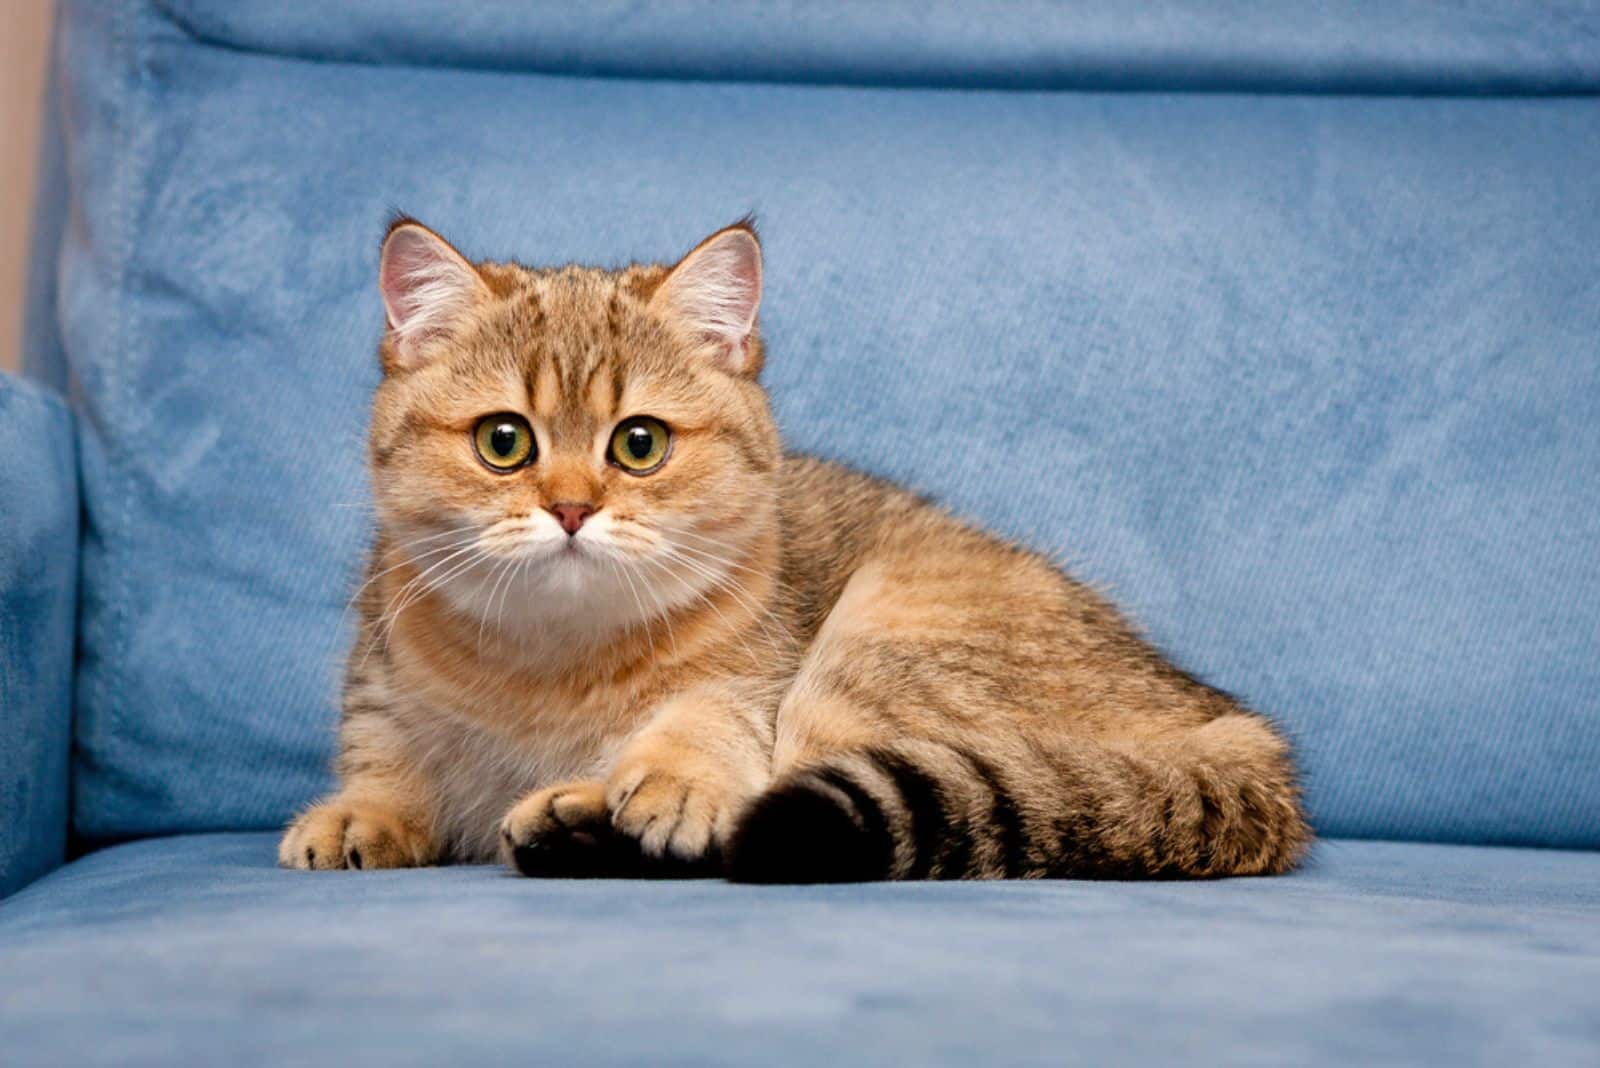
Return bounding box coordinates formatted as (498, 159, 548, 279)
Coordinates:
(1, 835, 1596, 1065)
(48, 1, 1600, 847)
(0, 375, 77, 897)
(161, 0, 1600, 94)
(17, 6, 1600, 1061)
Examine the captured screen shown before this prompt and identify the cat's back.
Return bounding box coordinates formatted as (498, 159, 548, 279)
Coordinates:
(774, 454, 1155, 669)
(776, 454, 1058, 634)
(778, 453, 1053, 566)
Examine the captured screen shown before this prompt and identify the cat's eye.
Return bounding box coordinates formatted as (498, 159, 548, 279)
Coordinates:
(609, 416, 671, 475)
(472, 414, 536, 471)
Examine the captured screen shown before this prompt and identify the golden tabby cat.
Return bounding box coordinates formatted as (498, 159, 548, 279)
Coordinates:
(278, 218, 1310, 881)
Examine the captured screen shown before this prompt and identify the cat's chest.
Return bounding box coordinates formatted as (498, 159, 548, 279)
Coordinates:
(403, 667, 646, 772)
(392, 675, 649, 859)
(386, 619, 657, 749)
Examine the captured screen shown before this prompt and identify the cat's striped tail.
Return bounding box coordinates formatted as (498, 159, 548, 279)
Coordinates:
(725, 713, 1309, 883)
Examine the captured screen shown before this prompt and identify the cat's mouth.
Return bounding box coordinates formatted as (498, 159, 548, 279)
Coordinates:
(482, 535, 594, 567)
(475, 516, 583, 560)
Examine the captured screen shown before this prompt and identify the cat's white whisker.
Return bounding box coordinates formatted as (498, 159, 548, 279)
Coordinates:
(363, 542, 492, 666)
(606, 551, 676, 663)
(476, 554, 520, 657)
(344, 526, 482, 619)
(633, 549, 778, 666)
(662, 527, 802, 595)
(651, 542, 792, 655)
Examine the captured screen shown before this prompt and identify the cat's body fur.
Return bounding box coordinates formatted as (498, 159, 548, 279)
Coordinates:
(279, 219, 1310, 881)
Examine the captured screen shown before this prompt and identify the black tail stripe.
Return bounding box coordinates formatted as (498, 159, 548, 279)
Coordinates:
(934, 807, 976, 882)
(958, 752, 1029, 877)
(815, 769, 895, 875)
(868, 749, 948, 880)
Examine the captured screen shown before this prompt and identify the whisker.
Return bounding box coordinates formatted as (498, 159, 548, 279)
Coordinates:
(606, 551, 677, 662)
(344, 526, 481, 616)
(635, 548, 788, 664)
(477, 554, 520, 656)
(664, 536, 786, 584)
(663, 528, 802, 593)
(650, 543, 791, 651)
(378, 548, 489, 657)
(359, 541, 489, 667)
(635, 552, 765, 665)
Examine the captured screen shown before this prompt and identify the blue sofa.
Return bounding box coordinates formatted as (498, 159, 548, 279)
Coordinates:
(4, 3, 1599, 1063)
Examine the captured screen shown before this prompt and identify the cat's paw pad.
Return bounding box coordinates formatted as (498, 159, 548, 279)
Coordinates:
(278, 800, 430, 870)
(605, 759, 740, 863)
(499, 781, 614, 876)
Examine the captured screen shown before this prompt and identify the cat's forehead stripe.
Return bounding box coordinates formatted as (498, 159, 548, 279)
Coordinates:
(583, 357, 618, 423)
(530, 361, 560, 420)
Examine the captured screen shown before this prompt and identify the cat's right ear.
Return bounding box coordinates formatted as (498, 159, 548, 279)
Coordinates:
(648, 221, 763, 375)
(378, 218, 491, 373)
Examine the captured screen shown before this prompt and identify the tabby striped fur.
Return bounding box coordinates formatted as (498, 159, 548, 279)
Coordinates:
(278, 218, 1310, 882)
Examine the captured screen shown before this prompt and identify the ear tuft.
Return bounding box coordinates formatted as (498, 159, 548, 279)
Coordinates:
(649, 222, 764, 375)
(378, 220, 489, 371)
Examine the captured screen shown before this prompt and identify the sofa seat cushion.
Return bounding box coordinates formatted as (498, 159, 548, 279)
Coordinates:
(1, 835, 1595, 1065)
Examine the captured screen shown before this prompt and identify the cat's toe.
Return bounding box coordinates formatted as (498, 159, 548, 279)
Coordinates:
(279, 807, 346, 870)
(501, 779, 718, 879)
(606, 766, 736, 865)
(499, 781, 624, 877)
(279, 800, 430, 870)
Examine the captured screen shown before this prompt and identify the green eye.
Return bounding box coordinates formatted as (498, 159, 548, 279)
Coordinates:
(473, 414, 535, 471)
(609, 416, 671, 474)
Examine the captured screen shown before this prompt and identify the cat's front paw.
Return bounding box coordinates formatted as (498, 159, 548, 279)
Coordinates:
(278, 799, 432, 870)
(499, 780, 609, 873)
(605, 750, 748, 863)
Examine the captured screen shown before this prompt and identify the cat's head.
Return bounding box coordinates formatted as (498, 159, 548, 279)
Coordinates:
(367, 218, 781, 646)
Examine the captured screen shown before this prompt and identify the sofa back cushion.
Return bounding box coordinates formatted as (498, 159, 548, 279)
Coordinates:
(43, 0, 1600, 846)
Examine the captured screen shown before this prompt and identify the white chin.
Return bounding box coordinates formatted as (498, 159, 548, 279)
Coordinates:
(439, 542, 579, 613)
(435, 542, 639, 639)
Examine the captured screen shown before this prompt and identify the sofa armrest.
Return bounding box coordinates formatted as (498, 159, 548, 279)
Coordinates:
(0, 372, 78, 897)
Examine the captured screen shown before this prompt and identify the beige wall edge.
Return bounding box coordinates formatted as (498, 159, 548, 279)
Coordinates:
(2, 0, 55, 374)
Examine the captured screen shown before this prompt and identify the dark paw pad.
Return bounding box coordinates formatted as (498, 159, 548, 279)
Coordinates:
(509, 824, 712, 880)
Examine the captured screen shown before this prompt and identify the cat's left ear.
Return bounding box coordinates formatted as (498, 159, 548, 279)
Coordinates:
(378, 218, 492, 373)
(649, 221, 763, 375)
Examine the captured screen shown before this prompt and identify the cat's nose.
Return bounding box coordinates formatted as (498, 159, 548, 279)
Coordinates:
(546, 502, 596, 536)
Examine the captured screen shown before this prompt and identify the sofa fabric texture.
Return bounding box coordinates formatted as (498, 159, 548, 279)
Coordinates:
(6, 4, 1598, 1063)
(2, 834, 1598, 1066)
(45, 0, 1600, 848)
(0, 375, 77, 897)
(160, 0, 1600, 94)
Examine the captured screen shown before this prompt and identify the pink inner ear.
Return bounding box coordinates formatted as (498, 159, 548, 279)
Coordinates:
(378, 227, 484, 365)
(661, 230, 763, 370)
(379, 233, 425, 329)
(668, 233, 755, 342)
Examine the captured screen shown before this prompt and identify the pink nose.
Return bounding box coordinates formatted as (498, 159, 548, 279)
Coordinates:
(546, 502, 596, 536)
